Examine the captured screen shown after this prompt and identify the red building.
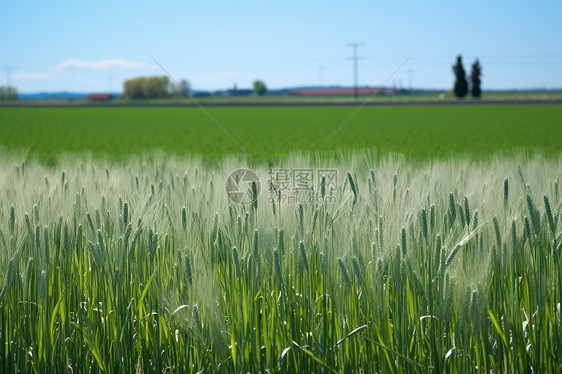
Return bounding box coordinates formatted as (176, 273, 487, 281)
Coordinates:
(87, 93, 113, 100)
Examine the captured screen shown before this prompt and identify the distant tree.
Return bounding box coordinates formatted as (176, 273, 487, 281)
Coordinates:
(470, 59, 482, 98)
(0, 86, 18, 101)
(179, 79, 190, 97)
(124, 77, 142, 99)
(123, 76, 171, 100)
(170, 79, 190, 97)
(253, 80, 267, 96)
(452, 55, 468, 98)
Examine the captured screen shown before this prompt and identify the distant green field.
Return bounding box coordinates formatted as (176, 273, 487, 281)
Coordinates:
(0, 105, 561, 162)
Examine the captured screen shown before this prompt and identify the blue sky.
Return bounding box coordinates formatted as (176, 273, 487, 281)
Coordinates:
(1, 0, 561, 93)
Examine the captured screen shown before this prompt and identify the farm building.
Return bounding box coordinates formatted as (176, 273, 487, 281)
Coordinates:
(87, 93, 113, 101)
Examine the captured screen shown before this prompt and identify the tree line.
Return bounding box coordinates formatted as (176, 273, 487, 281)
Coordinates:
(0, 86, 18, 101)
(123, 76, 190, 100)
(453, 55, 482, 98)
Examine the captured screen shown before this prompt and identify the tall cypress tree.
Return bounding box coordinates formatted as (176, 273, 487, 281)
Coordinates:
(471, 59, 482, 98)
(452, 55, 468, 98)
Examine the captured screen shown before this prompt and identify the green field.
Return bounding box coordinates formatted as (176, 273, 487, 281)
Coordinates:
(1, 105, 561, 162)
(1, 105, 562, 372)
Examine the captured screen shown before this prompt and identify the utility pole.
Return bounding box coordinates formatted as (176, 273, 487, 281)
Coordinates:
(6, 67, 11, 87)
(347, 43, 365, 99)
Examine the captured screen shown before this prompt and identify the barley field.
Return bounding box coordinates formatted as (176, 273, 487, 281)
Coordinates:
(1, 106, 561, 163)
(1, 151, 561, 372)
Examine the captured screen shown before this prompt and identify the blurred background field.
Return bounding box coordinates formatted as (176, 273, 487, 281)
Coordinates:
(3, 89, 562, 106)
(1, 105, 561, 164)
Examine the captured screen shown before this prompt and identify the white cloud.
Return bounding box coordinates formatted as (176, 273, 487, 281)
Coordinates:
(49, 58, 152, 72)
(11, 72, 50, 81)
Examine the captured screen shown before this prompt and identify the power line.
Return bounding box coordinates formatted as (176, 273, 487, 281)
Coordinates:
(347, 43, 365, 99)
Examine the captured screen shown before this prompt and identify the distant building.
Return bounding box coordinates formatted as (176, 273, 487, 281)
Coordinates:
(214, 88, 254, 97)
(288, 88, 395, 96)
(87, 93, 113, 101)
(266, 89, 289, 96)
(228, 89, 253, 96)
(192, 91, 212, 98)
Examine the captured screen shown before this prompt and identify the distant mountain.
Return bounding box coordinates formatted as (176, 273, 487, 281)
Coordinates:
(19, 87, 348, 100)
(19, 92, 121, 100)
